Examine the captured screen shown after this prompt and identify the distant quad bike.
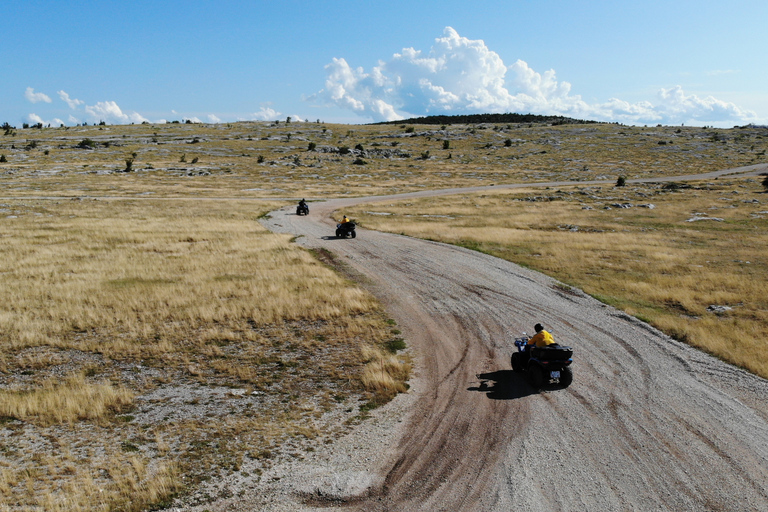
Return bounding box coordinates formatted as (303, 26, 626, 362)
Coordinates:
(336, 221, 356, 239)
(296, 203, 309, 216)
(511, 337, 573, 388)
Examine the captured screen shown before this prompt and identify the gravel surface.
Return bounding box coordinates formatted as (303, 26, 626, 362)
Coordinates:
(173, 164, 768, 511)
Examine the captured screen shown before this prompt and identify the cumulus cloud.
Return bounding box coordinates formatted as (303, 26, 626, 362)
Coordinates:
(58, 90, 84, 109)
(249, 106, 281, 121)
(207, 114, 222, 123)
(84, 100, 149, 124)
(25, 87, 52, 104)
(25, 113, 64, 127)
(313, 26, 759, 126)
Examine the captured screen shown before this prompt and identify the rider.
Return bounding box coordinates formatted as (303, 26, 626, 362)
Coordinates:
(342, 215, 350, 224)
(527, 323, 555, 348)
(298, 198, 307, 208)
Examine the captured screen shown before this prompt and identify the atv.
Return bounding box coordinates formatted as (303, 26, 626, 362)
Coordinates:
(336, 221, 356, 239)
(511, 337, 573, 388)
(296, 203, 309, 216)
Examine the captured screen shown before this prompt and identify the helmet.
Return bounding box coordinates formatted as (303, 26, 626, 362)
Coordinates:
(534, 323, 543, 332)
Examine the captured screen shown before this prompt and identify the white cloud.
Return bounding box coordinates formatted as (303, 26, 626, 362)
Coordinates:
(84, 100, 149, 124)
(58, 90, 84, 109)
(25, 113, 64, 127)
(207, 114, 222, 123)
(25, 87, 52, 104)
(313, 26, 761, 126)
(250, 106, 280, 121)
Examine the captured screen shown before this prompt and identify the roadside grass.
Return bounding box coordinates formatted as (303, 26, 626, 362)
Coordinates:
(0, 198, 408, 509)
(347, 177, 768, 378)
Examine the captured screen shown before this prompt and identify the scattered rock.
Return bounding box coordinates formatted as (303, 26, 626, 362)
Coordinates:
(707, 305, 733, 314)
(686, 216, 724, 222)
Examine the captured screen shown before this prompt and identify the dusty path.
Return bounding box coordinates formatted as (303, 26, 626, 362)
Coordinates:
(188, 163, 768, 511)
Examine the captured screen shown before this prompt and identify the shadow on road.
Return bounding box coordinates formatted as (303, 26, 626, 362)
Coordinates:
(469, 370, 537, 400)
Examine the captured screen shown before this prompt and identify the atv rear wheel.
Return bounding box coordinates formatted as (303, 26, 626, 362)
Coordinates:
(527, 364, 544, 388)
(559, 367, 573, 387)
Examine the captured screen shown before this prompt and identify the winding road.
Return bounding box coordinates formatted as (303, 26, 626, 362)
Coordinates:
(252, 164, 768, 511)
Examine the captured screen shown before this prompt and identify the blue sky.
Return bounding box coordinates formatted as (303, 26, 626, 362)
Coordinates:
(4, 0, 766, 127)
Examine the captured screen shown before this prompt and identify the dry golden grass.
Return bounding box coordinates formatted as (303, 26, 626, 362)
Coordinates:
(360, 345, 411, 405)
(0, 374, 133, 426)
(0, 195, 406, 509)
(348, 177, 768, 378)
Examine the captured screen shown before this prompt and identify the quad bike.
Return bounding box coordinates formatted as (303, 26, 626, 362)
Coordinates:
(336, 221, 356, 239)
(511, 337, 573, 388)
(296, 203, 309, 216)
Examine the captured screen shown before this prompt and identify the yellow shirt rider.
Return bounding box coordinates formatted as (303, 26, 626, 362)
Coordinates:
(527, 323, 555, 348)
(342, 215, 350, 224)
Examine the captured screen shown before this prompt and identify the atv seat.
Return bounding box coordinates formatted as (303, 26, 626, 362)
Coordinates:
(531, 344, 573, 361)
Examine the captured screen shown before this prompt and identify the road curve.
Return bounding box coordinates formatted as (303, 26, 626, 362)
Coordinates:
(254, 165, 768, 512)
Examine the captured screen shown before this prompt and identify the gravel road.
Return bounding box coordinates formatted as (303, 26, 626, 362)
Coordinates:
(185, 164, 768, 511)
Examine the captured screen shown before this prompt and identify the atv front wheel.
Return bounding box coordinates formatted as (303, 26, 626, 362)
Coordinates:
(511, 352, 523, 372)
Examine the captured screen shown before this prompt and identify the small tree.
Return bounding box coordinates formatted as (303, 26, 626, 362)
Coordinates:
(442, 140, 450, 150)
(307, 142, 316, 151)
(762, 174, 768, 192)
(0, 155, 7, 163)
(616, 176, 626, 187)
(124, 158, 133, 172)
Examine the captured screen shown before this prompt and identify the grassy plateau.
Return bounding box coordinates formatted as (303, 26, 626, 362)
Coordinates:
(0, 118, 766, 510)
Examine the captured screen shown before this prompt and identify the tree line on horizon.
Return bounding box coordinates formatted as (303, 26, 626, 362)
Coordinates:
(373, 112, 601, 126)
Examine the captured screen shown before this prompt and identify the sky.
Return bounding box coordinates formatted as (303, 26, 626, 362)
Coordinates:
(3, 0, 767, 128)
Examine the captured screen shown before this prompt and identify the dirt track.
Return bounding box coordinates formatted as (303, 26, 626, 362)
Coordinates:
(197, 164, 768, 511)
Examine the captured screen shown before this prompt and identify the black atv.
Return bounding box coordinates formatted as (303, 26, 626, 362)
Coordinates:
(511, 337, 573, 388)
(336, 221, 356, 238)
(296, 203, 309, 216)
